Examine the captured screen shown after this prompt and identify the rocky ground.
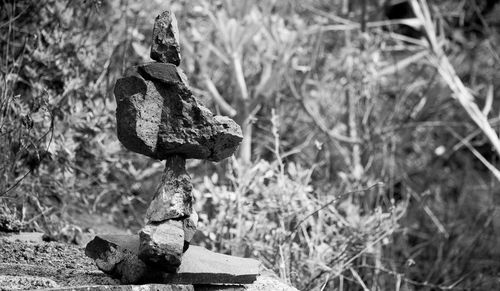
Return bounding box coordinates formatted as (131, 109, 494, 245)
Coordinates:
(0, 232, 117, 290)
(0, 232, 297, 291)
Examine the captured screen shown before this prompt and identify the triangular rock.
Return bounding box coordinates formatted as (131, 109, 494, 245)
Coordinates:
(151, 10, 181, 66)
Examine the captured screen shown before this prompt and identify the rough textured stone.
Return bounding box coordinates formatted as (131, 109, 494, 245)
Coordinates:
(85, 235, 261, 285)
(0, 275, 58, 289)
(85, 236, 151, 284)
(245, 275, 299, 291)
(138, 63, 189, 85)
(44, 285, 193, 291)
(182, 211, 198, 252)
(0, 214, 22, 232)
(183, 211, 198, 244)
(146, 156, 193, 222)
(151, 10, 181, 66)
(114, 68, 242, 162)
(139, 221, 185, 271)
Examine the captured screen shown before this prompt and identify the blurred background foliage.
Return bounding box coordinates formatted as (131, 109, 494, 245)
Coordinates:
(1, 0, 500, 289)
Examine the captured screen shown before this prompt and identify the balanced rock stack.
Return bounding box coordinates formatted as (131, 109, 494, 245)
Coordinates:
(84, 10, 263, 286)
(115, 10, 242, 270)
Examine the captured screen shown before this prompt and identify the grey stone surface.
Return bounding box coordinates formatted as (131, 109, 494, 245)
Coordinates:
(151, 10, 181, 66)
(0, 274, 58, 289)
(146, 156, 193, 222)
(85, 235, 261, 285)
(138, 63, 189, 85)
(42, 284, 193, 291)
(114, 69, 242, 162)
(85, 235, 151, 284)
(41, 276, 299, 291)
(245, 275, 298, 291)
(139, 221, 185, 271)
(183, 211, 198, 244)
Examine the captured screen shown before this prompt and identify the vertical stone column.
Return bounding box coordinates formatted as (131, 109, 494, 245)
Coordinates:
(139, 155, 195, 269)
(112, 10, 242, 271)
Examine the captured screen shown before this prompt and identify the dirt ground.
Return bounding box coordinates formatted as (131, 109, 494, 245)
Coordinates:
(0, 232, 117, 290)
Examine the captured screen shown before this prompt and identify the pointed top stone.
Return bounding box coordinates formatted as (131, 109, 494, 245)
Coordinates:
(151, 10, 181, 66)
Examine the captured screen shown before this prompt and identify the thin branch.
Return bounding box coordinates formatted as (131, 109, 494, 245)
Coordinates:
(203, 74, 237, 117)
(357, 264, 470, 290)
(410, 0, 500, 169)
(0, 4, 30, 29)
(447, 128, 500, 182)
(0, 107, 55, 197)
(289, 182, 384, 238)
(232, 52, 249, 101)
(285, 74, 360, 144)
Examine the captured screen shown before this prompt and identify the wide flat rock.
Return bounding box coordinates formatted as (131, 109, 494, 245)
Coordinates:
(85, 235, 261, 285)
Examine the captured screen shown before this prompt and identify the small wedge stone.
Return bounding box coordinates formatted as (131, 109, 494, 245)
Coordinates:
(138, 63, 189, 85)
(183, 211, 198, 243)
(182, 211, 198, 252)
(151, 10, 181, 65)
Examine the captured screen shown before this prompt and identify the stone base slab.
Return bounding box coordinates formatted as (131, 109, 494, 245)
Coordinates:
(85, 235, 261, 285)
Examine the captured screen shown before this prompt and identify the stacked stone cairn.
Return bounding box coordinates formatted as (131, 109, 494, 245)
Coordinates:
(84, 10, 262, 285)
(114, 9, 242, 271)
